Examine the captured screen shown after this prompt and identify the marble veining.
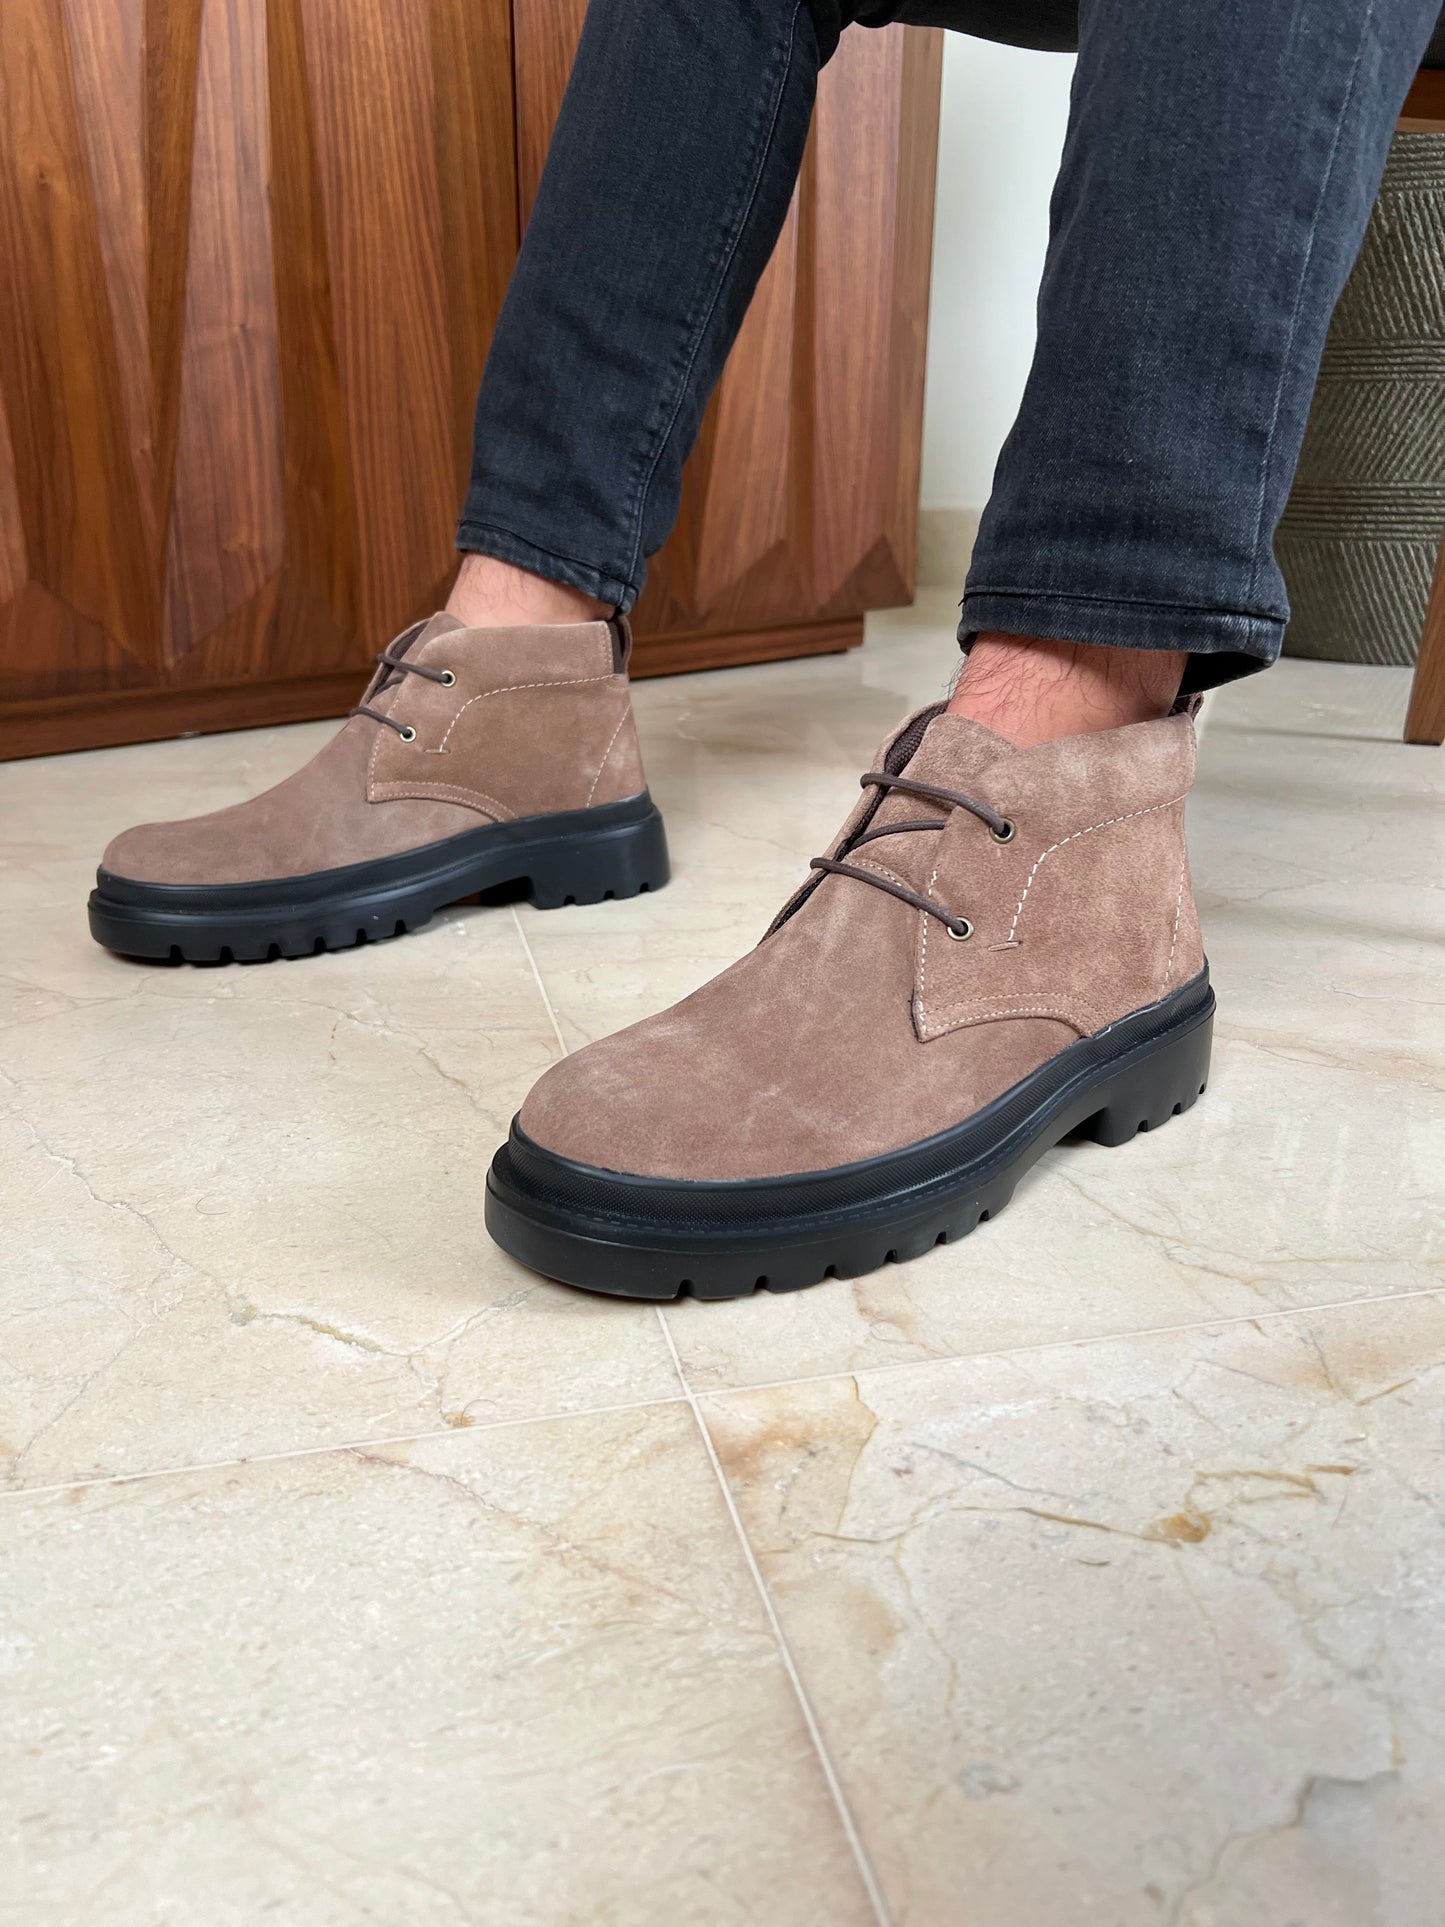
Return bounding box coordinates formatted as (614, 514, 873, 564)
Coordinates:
(706, 1295, 1445, 1927)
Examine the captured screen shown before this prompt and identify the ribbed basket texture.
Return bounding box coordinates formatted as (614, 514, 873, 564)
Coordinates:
(1279, 133, 1445, 666)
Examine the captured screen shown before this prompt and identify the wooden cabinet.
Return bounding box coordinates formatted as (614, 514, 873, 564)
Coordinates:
(0, 2, 941, 759)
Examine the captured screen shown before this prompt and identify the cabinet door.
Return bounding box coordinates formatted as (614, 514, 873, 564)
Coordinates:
(0, 2, 938, 757)
(0, 0, 517, 756)
(512, 5, 942, 676)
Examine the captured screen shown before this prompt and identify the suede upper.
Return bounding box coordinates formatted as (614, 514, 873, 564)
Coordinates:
(101, 615, 647, 886)
(366, 616, 643, 820)
(519, 707, 1203, 1181)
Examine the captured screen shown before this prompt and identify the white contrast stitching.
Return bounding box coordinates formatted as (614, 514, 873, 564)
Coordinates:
(915, 794, 1188, 1035)
(584, 710, 630, 807)
(1164, 851, 1187, 988)
(367, 708, 385, 792)
(435, 674, 613, 751)
(920, 1009, 1102, 1025)
(916, 855, 943, 1024)
(1005, 794, 1188, 942)
(371, 779, 513, 819)
(917, 1000, 1098, 1040)
(847, 854, 918, 894)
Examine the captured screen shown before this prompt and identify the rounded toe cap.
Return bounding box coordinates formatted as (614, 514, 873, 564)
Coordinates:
(517, 1027, 684, 1177)
(99, 820, 196, 885)
(514, 999, 830, 1185)
(97, 799, 286, 887)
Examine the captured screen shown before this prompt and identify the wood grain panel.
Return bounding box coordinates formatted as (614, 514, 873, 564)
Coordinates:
(886, 22, 944, 595)
(165, 0, 283, 661)
(809, 29, 904, 607)
(144, 0, 204, 566)
(0, 392, 26, 608)
(1400, 66, 1445, 132)
(0, 6, 938, 755)
(301, 0, 456, 639)
(690, 201, 801, 611)
(264, 0, 358, 656)
(63, 0, 155, 533)
(2, 582, 154, 706)
(0, 0, 157, 666)
(4, 615, 866, 760)
(511, 0, 582, 224)
(431, 0, 518, 492)
(1406, 527, 1445, 743)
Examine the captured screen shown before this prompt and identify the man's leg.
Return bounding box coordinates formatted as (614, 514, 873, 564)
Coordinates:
(450, 0, 841, 628)
(453, 0, 1436, 718)
(487, 0, 1442, 1298)
(952, 0, 1439, 742)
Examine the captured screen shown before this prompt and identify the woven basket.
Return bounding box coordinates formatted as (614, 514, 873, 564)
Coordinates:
(1278, 132, 1445, 667)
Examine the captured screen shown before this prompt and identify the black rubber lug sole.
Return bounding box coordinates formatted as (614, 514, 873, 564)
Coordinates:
(484, 976, 1214, 1301)
(88, 794, 669, 964)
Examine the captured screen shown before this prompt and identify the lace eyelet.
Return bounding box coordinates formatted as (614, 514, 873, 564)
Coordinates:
(991, 817, 1016, 844)
(440, 670, 457, 686)
(399, 725, 417, 743)
(946, 919, 973, 942)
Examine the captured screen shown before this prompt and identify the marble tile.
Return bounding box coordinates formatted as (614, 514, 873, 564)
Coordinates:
(704, 1294, 1445, 1927)
(1190, 656, 1445, 1071)
(1, 734, 680, 1489)
(0, 1403, 875, 1925)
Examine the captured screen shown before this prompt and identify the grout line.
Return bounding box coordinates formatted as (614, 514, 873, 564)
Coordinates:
(17, 1283, 1437, 1510)
(654, 1306, 892, 1927)
(510, 904, 568, 1058)
(675, 1283, 1445, 1406)
(0, 1393, 690, 1507)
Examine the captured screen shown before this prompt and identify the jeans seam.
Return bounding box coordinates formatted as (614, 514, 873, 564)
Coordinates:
(1244, 1, 1374, 604)
(618, 2, 806, 590)
(963, 586, 1285, 628)
(455, 519, 633, 601)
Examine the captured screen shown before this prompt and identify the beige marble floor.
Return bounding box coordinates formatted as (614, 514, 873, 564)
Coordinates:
(3, 594, 1442, 1923)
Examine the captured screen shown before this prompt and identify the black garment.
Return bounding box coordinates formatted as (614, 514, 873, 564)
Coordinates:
(815, 1, 1079, 54)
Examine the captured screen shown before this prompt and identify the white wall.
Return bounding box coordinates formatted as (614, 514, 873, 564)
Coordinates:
(919, 34, 1075, 527)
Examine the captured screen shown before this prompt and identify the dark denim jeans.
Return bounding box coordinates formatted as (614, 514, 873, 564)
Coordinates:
(458, 0, 1440, 690)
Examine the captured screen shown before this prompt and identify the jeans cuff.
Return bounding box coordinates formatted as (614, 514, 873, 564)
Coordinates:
(454, 518, 638, 614)
(958, 589, 1282, 694)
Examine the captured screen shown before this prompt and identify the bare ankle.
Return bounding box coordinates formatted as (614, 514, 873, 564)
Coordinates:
(447, 552, 611, 628)
(946, 633, 1187, 746)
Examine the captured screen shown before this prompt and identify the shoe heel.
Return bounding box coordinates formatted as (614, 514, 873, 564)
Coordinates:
(1083, 1008, 1213, 1147)
(526, 805, 671, 910)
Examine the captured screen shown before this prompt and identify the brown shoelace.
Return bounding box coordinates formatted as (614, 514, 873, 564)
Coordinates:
(808, 771, 1014, 942)
(350, 637, 457, 741)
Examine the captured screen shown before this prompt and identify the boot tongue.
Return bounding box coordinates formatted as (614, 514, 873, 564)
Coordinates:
(364, 611, 467, 707)
(853, 711, 1018, 894)
(895, 711, 1016, 791)
(398, 611, 465, 654)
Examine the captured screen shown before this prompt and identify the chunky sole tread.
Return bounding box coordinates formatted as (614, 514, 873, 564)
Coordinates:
(485, 973, 1214, 1300)
(89, 793, 669, 964)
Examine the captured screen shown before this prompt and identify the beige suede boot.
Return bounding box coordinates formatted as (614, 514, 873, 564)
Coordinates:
(89, 614, 667, 961)
(486, 702, 1212, 1298)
